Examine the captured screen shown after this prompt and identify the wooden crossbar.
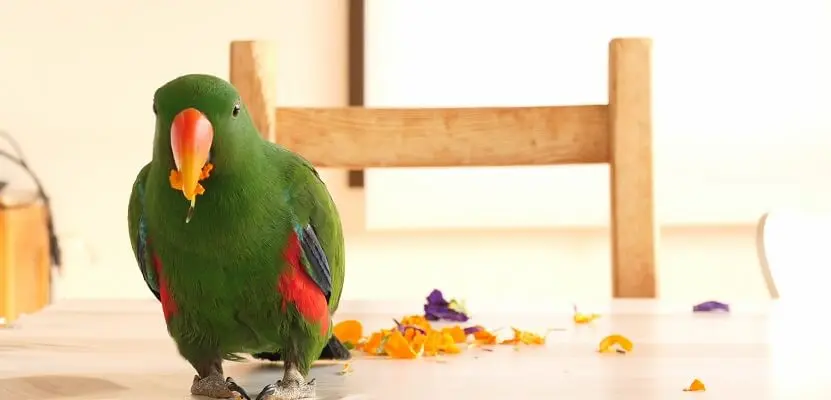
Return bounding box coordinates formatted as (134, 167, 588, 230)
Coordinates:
(229, 38, 657, 298)
(274, 105, 609, 168)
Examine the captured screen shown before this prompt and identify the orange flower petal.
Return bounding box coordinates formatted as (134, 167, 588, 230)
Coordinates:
(598, 334, 633, 353)
(345, 316, 554, 361)
(441, 326, 467, 343)
(498, 328, 518, 345)
(683, 379, 706, 392)
(410, 332, 428, 349)
(403, 327, 418, 341)
(383, 331, 419, 359)
(363, 331, 387, 355)
(333, 320, 363, 346)
(472, 328, 497, 345)
(400, 315, 432, 332)
(423, 331, 442, 356)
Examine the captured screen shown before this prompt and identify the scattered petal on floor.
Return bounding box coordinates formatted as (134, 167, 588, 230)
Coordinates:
(333, 291, 608, 361)
(573, 305, 601, 324)
(683, 378, 706, 391)
(573, 312, 601, 324)
(337, 363, 354, 376)
(598, 334, 633, 353)
(424, 289, 470, 322)
(333, 320, 364, 348)
(693, 301, 730, 313)
(500, 328, 546, 345)
(333, 316, 548, 360)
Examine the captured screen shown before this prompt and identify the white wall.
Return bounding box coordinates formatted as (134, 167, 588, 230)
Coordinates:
(364, 0, 831, 229)
(0, 0, 352, 298)
(1, 0, 822, 304)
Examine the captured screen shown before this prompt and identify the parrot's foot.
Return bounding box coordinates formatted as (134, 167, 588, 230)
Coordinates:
(191, 374, 251, 400)
(255, 368, 316, 400)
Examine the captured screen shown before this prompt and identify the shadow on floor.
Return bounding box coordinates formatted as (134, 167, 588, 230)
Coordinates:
(0, 375, 126, 400)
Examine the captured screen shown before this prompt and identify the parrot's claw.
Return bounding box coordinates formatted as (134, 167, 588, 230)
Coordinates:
(226, 377, 252, 400)
(255, 375, 316, 400)
(190, 374, 250, 399)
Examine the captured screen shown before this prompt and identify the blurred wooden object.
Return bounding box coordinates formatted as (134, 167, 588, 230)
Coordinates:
(347, 0, 367, 187)
(229, 38, 657, 298)
(0, 201, 51, 325)
(229, 41, 278, 143)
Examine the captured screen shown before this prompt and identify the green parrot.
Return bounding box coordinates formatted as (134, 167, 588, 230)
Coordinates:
(128, 74, 349, 400)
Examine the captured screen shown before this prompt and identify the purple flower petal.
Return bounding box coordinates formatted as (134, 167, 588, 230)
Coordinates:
(426, 289, 448, 306)
(423, 304, 443, 320)
(446, 311, 470, 322)
(463, 326, 483, 335)
(400, 325, 427, 335)
(393, 318, 428, 334)
(424, 306, 466, 322)
(423, 289, 470, 322)
(693, 301, 730, 313)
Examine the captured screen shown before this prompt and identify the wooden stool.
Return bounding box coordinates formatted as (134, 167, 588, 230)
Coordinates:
(0, 199, 51, 325)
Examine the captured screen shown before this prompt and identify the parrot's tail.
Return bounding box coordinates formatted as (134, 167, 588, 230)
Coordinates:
(319, 336, 352, 360)
(252, 337, 352, 362)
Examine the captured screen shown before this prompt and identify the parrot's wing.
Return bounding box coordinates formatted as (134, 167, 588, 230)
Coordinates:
(128, 163, 161, 301)
(283, 152, 345, 309)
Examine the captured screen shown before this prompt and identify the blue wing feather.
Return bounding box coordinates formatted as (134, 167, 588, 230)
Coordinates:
(132, 175, 160, 300)
(296, 223, 333, 302)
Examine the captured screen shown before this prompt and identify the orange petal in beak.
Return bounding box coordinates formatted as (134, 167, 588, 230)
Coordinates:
(169, 108, 214, 218)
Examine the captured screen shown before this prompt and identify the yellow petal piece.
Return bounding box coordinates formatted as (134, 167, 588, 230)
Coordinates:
(440, 332, 462, 354)
(199, 163, 214, 180)
(169, 163, 214, 191)
(683, 378, 706, 392)
(500, 327, 546, 346)
(169, 170, 183, 190)
(598, 334, 633, 353)
(518, 330, 546, 345)
(573, 312, 601, 324)
(337, 362, 354, 376)
(333, 320, 363, 347)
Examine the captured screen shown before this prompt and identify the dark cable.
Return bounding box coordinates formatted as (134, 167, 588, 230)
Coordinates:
(0, 131, 62, 269)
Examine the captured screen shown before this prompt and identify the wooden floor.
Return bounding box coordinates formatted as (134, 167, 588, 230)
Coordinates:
(1, 300, 830, 399)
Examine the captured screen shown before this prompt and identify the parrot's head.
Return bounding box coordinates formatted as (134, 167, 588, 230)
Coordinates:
(152, 74, 261, 220)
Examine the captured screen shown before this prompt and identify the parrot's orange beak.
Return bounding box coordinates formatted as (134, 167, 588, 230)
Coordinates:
(170, 108, 213, 203)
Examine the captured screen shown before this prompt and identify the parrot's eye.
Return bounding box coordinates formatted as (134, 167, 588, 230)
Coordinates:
(232, 104, 241, 117)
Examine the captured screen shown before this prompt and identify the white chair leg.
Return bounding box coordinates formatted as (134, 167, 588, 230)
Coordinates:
(756, 212, 780, 299)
